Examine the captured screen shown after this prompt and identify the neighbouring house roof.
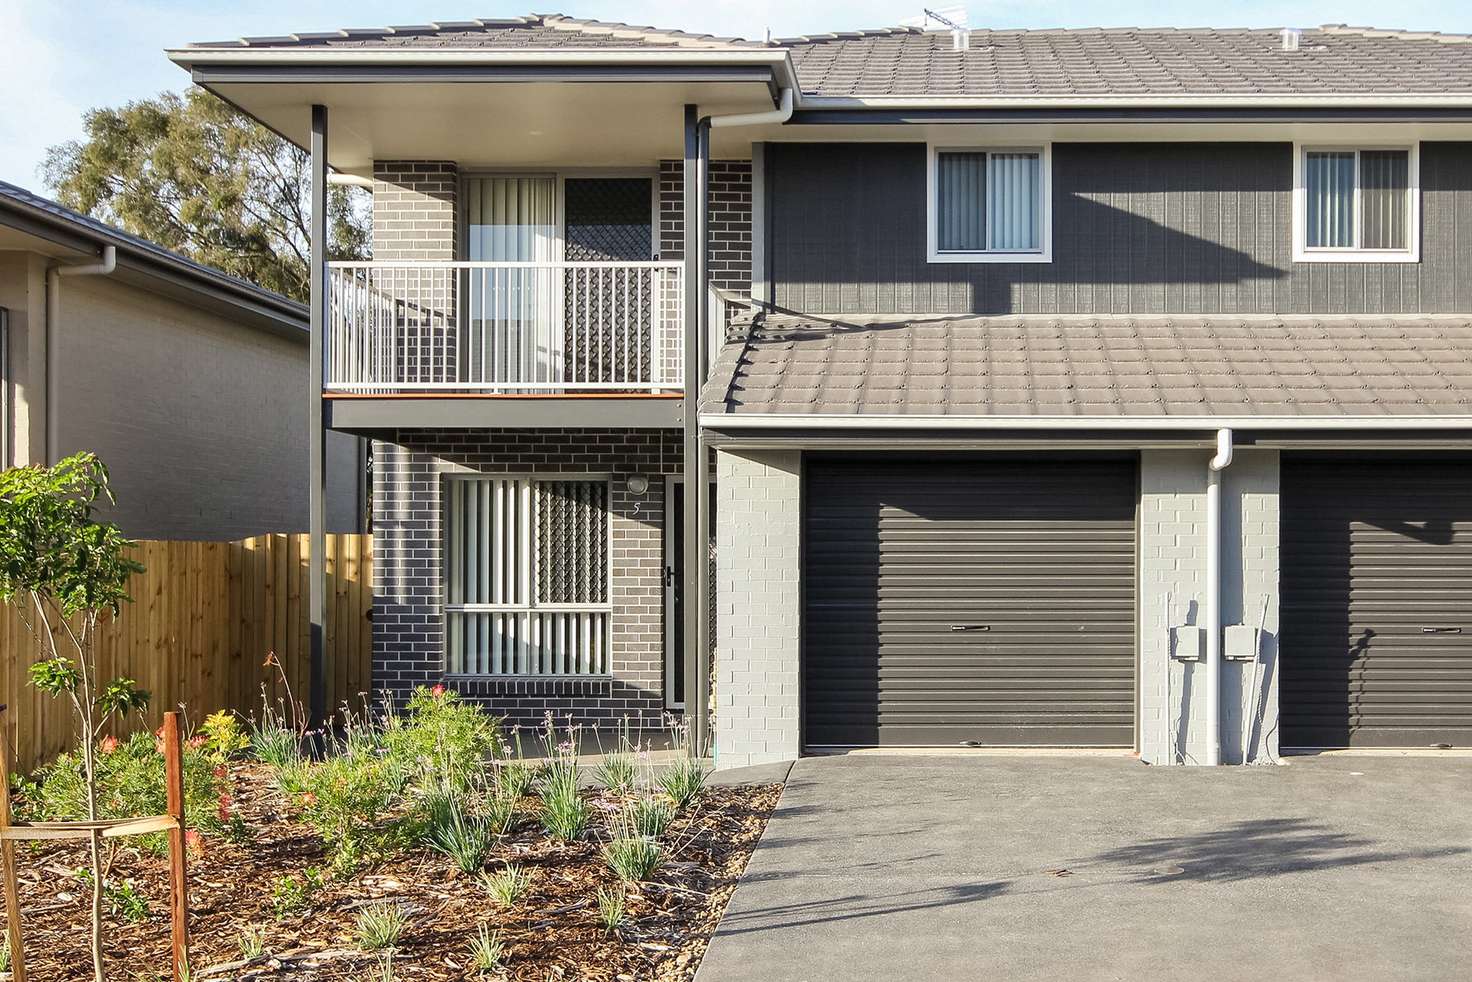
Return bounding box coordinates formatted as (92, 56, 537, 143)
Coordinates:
(0, 181, 306, 337)
(189, 14, 763, 51)
(701, 315, 1472, 424)
(178, 16, 1472, 102)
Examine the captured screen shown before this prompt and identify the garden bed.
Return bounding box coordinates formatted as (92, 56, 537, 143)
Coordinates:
(10, 763, 779, 981)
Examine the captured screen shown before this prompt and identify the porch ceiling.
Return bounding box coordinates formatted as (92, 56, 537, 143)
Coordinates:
(195, 80, 777, 173)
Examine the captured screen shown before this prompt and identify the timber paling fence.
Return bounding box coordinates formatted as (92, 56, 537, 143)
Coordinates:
(0, 534, 373, 773)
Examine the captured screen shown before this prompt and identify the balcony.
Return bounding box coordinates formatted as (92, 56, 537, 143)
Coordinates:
(326, 261, 686, 395)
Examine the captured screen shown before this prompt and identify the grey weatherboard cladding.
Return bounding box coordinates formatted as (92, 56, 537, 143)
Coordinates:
(802, 457, 1137, 747)
(766, 142, 1472, 316)
(1281, 456, 1472, 748)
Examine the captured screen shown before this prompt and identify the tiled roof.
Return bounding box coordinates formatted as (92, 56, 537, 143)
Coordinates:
(183, 16, 1472, 99)
(0, 181, 305, 326)
(191, 14, 762, 51)
(780, 25, 1472, 98)
(702, 315, 1472, 419)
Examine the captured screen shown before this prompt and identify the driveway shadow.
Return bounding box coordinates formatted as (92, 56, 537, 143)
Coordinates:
(715, 880, 1010, 936)
(1082, 817, 1469, 883)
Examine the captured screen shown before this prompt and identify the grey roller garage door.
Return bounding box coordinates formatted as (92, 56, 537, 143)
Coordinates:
(1282, 457, 1472, 749)
(803, 457, 1137, 747)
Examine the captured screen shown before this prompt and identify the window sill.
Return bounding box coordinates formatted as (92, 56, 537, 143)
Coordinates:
(441, 674, 614, 698)
(1292, 249, 1420, 264)
(927, 251, 1053, 265)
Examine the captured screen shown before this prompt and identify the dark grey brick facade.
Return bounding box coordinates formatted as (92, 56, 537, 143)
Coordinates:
(372, 428, 684, 727)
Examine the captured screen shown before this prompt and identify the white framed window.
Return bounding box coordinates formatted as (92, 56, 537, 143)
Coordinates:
(1293, 143, 1420, 263)
(443, 474, 612, 677)
(927, 143, 1052, 263)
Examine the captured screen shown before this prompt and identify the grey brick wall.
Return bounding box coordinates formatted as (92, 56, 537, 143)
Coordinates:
(713, 448, 801, 768)
(658, 159, 753, 296)
(372, 162, 458, 260)
(1139, 450, 1280, 766)
(372, 429, 683, 728)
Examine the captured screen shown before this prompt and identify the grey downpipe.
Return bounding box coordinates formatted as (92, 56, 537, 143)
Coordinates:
(1205, 428, 1234, 766)
(46, 245, 117, 464)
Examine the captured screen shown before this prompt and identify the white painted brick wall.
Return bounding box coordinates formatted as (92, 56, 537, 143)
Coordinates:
(714, 449, 801, 768)
(1139, 450, 1280, 766)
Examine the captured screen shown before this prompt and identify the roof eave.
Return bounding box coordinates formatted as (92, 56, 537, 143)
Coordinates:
(699, 414, 1472, 431)
(167, 45, 802, 92)
(0, 195, 307, 338)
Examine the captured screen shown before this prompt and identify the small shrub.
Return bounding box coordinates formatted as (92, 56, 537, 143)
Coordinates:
(481, 788, 518, 837)
(356, 902, 408, 952)
(23, 732, 224, 850)
(103, 878, 150, 923)
(480, 864, 532, 907)
(625, 793, 674, 840)
(298, 751, 403, 871)
(596, 885, 626, 937)
(199, 710, 250, 763)
(602, 835, 662, 882)
(237, 926, 267, 960)
(657, 756, 709, 812)
(270, 868, 322, 918)
(383, 686, 502, 793)
(468, 924, 503, 974)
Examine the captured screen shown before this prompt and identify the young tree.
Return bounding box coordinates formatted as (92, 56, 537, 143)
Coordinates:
(0, 454, 149, 982)
(42, 88, 369, 302)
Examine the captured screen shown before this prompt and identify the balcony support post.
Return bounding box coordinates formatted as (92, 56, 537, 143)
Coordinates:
(682, 105, 713, 756)
(308, 104, 328, 730)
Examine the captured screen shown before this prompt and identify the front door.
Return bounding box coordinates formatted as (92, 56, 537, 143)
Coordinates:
(665, 478, 716, 710)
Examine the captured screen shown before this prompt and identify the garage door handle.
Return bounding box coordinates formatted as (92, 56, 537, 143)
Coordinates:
(1422, 626, 1462, 634)
(951, 624, 991, 632)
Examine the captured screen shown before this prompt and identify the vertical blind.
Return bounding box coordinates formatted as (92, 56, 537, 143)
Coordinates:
(445, 476, 611, 676)
(1305, 149, 1410, 251)
(1360, 150, 1409, 251)
(936, 150, 1042, 253)
(464, 176, 560, 385)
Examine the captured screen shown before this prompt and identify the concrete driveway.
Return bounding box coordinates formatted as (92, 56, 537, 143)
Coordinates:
(697, 753, 1472, 982)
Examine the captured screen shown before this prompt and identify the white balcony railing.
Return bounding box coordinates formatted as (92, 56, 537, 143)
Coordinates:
(326, 261, 684, 393)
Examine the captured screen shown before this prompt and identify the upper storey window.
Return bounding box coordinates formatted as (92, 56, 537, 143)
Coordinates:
(927, 145, 1052, 263)
(1295, 145, 1419, 263)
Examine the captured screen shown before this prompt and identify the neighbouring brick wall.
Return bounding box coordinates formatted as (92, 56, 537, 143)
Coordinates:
(372, 162, 458, 260)
(714, 448, 801, 769)
(1139, 450, 1280, 766)
(372, 429, 683, 729)
(659, 160, 753, 296)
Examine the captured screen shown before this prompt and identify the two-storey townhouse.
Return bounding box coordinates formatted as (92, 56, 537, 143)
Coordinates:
(171, 15, 1472, 766)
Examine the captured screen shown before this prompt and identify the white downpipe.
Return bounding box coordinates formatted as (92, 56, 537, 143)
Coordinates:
(1205, 427, 1234, 766)
(708, 87, 794, 129)
(45, 245, 116, 464)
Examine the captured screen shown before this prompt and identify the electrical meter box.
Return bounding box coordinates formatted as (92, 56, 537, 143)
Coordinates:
(1170, 626, 1205, 661)
(1224, 625, 1261, 662)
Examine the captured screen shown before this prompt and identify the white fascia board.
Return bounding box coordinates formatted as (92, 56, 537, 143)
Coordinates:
(167, 46, 801, 89)
(698, 414, 1472, 431)
(798, 93, 1472, 109)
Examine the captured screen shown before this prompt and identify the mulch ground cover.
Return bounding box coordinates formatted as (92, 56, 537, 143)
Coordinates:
(8, 765, 780, 981)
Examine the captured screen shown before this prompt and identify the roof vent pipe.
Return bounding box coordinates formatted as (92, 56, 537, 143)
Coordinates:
(952, 29, 971, 52)
(1280, 28, 1302, 51)
(1204, 427, 1234, 767)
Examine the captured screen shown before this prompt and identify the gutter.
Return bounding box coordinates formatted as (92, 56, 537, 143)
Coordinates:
(697, 413, 1472, 431)
(46, 246, 116, 464)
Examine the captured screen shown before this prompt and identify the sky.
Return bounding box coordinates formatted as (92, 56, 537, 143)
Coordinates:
(4, 0, 1472, 190)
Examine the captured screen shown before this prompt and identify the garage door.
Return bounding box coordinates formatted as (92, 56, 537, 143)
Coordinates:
(1282, 457, 1472, 749)
(803, 457, 1137, 747)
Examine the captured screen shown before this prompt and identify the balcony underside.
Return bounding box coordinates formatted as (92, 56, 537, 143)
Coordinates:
(323, 392, 683, 434)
